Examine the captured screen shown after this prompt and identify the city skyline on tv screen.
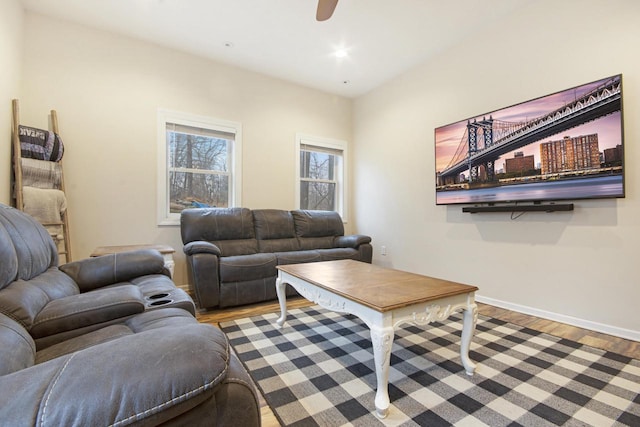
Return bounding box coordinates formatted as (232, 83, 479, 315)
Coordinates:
(435, 75, 624, 205)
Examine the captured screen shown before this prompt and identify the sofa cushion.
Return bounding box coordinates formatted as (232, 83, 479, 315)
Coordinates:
(0, 223, 18, 290)
(317, 247, 362, 261)
(258, 238, 301, 253)
(291, 210, 344, 238)
(35, 308, 196, 364)
(298, 236, 335, 250)
(275, 250, 322, 266)
(253, 209, 301, 253)
(215, 239, 260, 257)
(253, 209, 296, 239)
(0, 314, 35, 375)
(219, 253, 277, 282)
(0, 205, 58, 283)
(182, 207, 255, 241)
(180, 207, 258, 257)
(124, 307, 200, 332)
(30, 284, 145, 339)
(35, 324, 133, 364)
(0, 268, 79, 330)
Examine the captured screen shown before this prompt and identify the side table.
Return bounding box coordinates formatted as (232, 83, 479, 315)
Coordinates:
(90, 244, 176, 277)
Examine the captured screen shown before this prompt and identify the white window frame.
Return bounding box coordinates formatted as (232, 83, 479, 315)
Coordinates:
(157, 109, 242, 226)
(295, 133, 347, 220)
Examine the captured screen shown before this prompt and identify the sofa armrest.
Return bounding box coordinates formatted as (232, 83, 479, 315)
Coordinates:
(60, 249, 168, 292)
(30, 285, 145, 339)
(184, 240, 222, 256)
(0, 324, 230, 427)
(183, 242, 222, 309)
(334, 234, 372, 248)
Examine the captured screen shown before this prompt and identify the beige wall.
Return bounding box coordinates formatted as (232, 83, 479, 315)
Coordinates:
(19, 12, 352, 287)
(10, 2, 640, 336)
(353, 0, 640, 336)
(0, 0, 23, 204)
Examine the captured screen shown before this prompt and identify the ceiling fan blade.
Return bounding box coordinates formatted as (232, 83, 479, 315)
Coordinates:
(316, 0, 338, 21)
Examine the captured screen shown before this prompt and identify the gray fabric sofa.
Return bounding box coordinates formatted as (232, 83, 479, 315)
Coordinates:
(181, 208, 373, 310)
(0, 204, 260, 426)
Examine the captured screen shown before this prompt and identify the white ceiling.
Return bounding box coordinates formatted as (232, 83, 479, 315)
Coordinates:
(20, 0, 530, 98)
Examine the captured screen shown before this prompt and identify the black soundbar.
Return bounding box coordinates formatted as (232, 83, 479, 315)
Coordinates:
(462, 203, 574, 213)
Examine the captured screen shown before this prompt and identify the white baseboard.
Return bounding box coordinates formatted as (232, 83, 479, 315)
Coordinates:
(476, 295, 640, 342)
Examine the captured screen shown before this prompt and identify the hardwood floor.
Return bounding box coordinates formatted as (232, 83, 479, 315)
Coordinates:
(196, 298, 640, 427)
(477, 304, 640, 359)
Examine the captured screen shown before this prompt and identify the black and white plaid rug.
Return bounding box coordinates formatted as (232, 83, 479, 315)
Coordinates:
(220, 305, 640, 426)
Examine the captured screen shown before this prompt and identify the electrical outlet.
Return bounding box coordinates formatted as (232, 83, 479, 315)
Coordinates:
(381, 245, 387, 256)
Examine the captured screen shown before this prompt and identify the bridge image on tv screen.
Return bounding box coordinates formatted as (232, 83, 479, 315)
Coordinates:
(434, 74, 624, 206)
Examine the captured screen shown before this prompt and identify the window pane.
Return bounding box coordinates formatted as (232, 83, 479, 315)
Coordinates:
(159, 110, 241, 225)
(168, 131, 229, 171)
(296, 135, 345, 217)
(169, 171, 229, 212)
(300, 181, 336, 211)
(300, 151, 335, 180)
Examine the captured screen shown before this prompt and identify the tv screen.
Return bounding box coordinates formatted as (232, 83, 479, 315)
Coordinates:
(435, 75, 624, 206)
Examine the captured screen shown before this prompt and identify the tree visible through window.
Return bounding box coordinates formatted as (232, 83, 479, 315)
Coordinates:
(296, 134, 346, 217)
(168, 125, 232, 212)
(158, 110, 241, 225)
(300, 149, 337, 211)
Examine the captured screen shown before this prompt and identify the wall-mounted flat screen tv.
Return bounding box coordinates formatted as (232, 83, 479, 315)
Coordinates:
(435, 74, 624, 206)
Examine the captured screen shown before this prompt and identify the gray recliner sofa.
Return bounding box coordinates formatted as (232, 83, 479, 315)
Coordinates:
(0, 204, 260, 426)
(181, 208, 373, 310)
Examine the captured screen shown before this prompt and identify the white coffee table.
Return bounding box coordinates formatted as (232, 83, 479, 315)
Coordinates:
(275, 259, 478, 419)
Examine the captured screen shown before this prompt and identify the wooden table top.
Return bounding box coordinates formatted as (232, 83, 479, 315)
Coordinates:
(90, 244, 175, 257)
(277, 260, 478, 312)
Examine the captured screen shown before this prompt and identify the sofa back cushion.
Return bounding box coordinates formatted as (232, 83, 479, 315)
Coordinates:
(0, 313, 35, 375)
(0, 204, 58, 288)
(292, 210, 344, 250)
(0, 268, 79, 330)
(181, 207, 258, 256)
(253, 210, 301, 253)
(0, 205, 77, 333)
(0, 219, 18, 290)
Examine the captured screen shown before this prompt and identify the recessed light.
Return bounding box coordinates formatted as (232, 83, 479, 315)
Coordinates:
(335, 49, 348, 58)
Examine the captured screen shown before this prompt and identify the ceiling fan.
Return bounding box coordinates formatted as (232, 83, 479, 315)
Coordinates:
(316, 0, 338, 21)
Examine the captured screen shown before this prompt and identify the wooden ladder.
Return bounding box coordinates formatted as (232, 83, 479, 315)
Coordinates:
(11, 99, 72, 262)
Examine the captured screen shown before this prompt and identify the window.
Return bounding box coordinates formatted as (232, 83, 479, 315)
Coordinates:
(295, 134, 347, 218)
(157, 110, 242, 225)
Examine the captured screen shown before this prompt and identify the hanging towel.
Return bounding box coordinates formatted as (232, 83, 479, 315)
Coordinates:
(22, 186, 67, 225)
(22, 186, 67, 242)
(21, 158, 63, 189)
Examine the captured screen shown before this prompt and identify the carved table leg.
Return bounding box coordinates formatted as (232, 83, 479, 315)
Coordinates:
(275, 277, 288, 328)
(370, 325, 394, 419)
(460, 302, 477, 375)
